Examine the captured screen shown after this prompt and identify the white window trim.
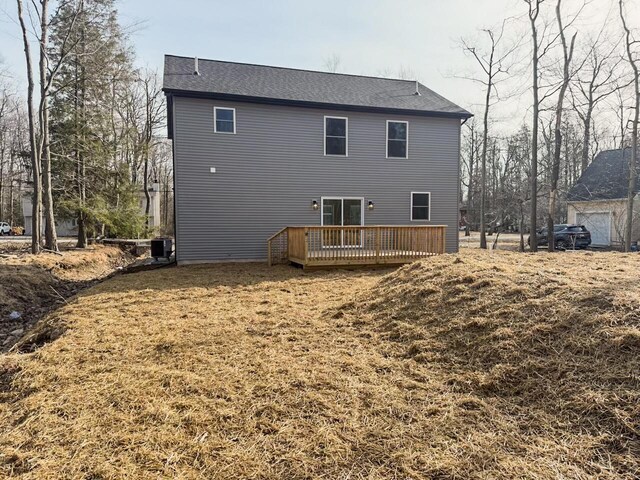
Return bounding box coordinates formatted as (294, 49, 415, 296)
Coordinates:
(214, 106, 236, 134)
(320, 196, 365, 226)
(386, 120, 409, 159)
(410, 191, 431, 222)
(320, 196, 365, 248)
(324, 116, 349, 157)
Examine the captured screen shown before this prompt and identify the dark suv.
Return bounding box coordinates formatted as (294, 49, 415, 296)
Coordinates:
(528, 224, 592, 250)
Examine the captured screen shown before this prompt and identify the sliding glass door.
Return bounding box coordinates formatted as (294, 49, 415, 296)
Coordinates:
(321, 198, 363, 247)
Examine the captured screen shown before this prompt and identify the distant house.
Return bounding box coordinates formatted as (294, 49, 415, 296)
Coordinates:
(21, 183, 162, 236)
(567, 148, 640, 247)
(162, 55, 472, 264)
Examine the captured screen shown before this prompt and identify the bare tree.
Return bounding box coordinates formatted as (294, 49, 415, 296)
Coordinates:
(525, 0, 543, 251)
(38, 0, 61, 251)
(461, 21, 518, 248)
(0, 97, 28, 229)
(547, 0, 576, 251)
(397, 65, 418, 81)
(619, 0, 639, 252)
(136, 71, 165, 229)
(16, 0, 81, 252)
(323, 53, 341, 73)
(16, 0, 42, 253)
(572, 35, 624, 173)
(460, 119, 478, 236)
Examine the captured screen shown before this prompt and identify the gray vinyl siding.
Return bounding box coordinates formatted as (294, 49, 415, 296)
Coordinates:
(172, 96, 461, 262)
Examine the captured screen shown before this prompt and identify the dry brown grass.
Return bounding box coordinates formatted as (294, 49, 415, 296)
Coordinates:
(3, 245, 133, 281)
(0, 246, 135, 351)
(459, 231, 524, 250)
(339, 250, 640, 478)
(0, 239, 77, 256)
(1, 250, 639, 479)
(0, 246, 134, 313)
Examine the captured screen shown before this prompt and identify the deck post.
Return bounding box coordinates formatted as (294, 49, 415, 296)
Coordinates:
(375, 226, 381, 263)
(304, 227, 309, 264)
(267, 239, 272, 267)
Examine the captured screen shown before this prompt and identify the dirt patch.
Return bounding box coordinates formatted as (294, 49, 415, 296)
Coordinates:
(0, 246, 135, 351)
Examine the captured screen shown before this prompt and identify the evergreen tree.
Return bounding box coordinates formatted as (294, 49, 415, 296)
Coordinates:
(49, 0, 145, 243)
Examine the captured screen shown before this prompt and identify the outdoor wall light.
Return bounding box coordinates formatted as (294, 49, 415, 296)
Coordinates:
(312, 199, 319, 210)
(368, 200, 375, 211)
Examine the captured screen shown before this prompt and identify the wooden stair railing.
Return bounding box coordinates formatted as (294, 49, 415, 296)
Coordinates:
(267, 227, 288, 266)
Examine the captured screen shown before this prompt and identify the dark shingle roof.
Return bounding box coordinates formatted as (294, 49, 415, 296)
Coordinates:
(567, 148, 639, 201)
(162, 55, 472, 119)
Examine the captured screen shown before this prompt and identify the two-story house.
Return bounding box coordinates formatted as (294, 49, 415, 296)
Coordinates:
(163, 55, 472, 265)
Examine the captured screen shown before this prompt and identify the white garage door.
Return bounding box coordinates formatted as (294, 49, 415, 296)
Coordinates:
(576, 212, 611, 246)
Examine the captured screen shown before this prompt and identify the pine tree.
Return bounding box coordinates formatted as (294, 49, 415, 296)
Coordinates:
(49, 0, 143, 244)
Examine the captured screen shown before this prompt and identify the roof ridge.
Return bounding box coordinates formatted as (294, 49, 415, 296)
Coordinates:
(163, 54, 473, 119)
(597, 147, 631, 155)
(164, 54, 419, 84)
(568, 146, 637, 202)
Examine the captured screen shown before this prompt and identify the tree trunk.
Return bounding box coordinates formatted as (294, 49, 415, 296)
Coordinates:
(519, 201, 525, 252)
(480, 84, 491, 249)
(143, 83, 152, 232)
(548, 0, 575, 252)
(0, 98, 8, 222)
(581, 106, 593, 173)
(528, 0, 541, 252)
(143, 154, 151, 230)
(466, 126, 475, 237)
(39, 0, 58, 251)
(76, 11, 87, 248)
(479, 40, 496, 250)
(626, 113, 638, 252)
(620, 0, 639, 252)
(17, 0, 42, 254)
(42, 109, 57, 249)
(0, 146, 4, 220)
(8, 151, 14, 226)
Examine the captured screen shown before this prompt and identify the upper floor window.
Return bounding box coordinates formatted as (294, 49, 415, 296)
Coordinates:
(411, 192, 430, 221)
(387, 120, 408, 158)
(214, 107, 235, 134)
(325, 116, 348, 156)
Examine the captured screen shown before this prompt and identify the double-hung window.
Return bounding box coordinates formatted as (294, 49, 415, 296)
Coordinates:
(214, 107, 236, 133)
(411, 192, 430, 221)
(387, 120, 408, 158)
(325, 116, 348, 156)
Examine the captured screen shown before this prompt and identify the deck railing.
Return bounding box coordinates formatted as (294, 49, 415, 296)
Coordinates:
(267, 227, 289, 266)
(268, 225, 446, 267)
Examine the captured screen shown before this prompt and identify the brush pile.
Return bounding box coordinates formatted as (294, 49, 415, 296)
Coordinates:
(340, 250, 640, 478)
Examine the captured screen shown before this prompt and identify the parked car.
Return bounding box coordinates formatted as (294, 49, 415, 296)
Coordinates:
(528, 224, 591, 249)
(0, 222, 11, 235)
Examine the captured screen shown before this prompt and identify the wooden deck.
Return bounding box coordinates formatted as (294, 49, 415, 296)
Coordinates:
(267, 225, 447, 269)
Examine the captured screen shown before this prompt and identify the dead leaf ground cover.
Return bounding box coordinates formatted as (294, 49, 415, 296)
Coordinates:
(1, 250, 639, 479)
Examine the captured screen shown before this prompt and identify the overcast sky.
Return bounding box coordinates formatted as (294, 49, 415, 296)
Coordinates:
(0, 0, 638, 133)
